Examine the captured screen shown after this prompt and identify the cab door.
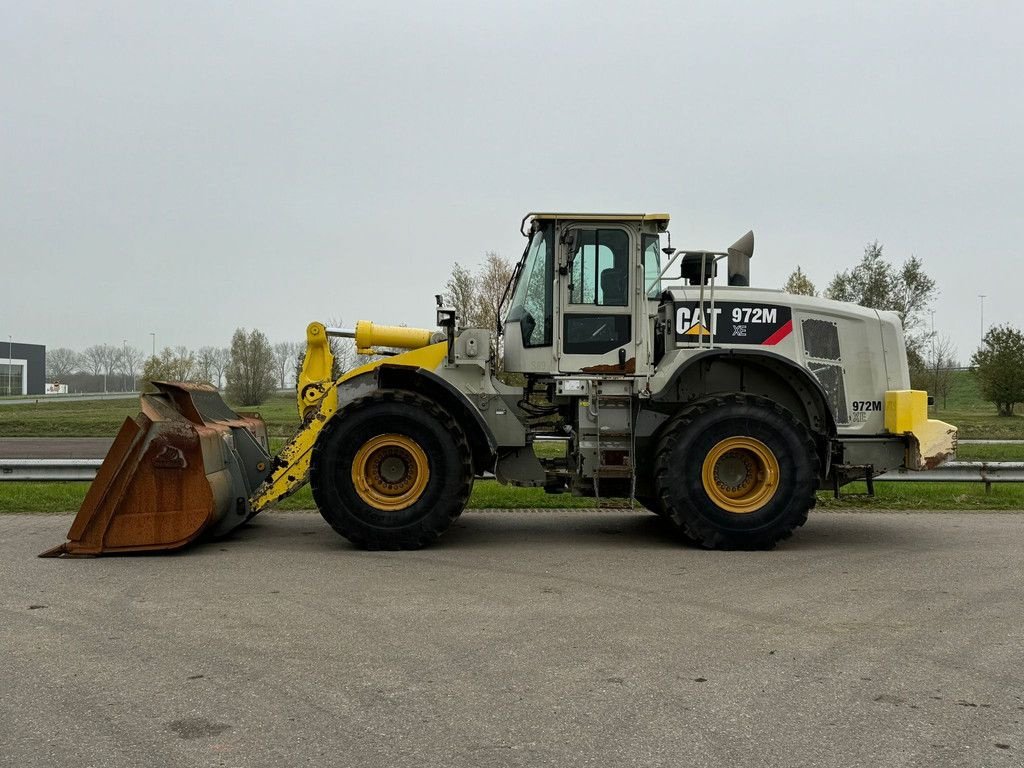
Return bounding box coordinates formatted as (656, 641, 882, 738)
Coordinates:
(557, 225, 635, 373)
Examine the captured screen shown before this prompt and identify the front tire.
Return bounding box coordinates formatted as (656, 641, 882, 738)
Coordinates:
(634, 493, 668, 517)
(310, 390, 473, 550)
(655, 394, 819, 550)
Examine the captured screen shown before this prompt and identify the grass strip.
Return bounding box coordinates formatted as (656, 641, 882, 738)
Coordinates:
(4, 479, 1023, 516)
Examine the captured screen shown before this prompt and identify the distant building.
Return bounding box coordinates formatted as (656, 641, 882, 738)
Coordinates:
(0, 340, 45, 396)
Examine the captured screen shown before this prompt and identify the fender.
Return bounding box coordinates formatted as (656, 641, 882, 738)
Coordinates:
(654, 348, 838, 437)
(375, 365, 498, 472)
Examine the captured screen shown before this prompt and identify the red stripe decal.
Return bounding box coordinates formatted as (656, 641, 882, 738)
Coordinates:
(762, 319, 793, 346)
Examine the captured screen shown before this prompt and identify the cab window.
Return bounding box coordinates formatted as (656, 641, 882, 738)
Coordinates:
(569, 229, 630, 306)
(506, 223, 553, 347)
(642, 234, 662, 298)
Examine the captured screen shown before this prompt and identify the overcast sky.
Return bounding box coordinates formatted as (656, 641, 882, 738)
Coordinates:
(2, 1, 1021, 361)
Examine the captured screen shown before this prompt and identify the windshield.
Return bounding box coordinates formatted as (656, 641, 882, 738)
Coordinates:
(506, 223, 553, 347)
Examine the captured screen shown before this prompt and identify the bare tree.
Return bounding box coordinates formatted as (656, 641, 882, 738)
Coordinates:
(443, 252, 514, 332)
(324, 317, 357, 376)
(80, 345, 106, 377)
(442, 252, 514, 372)
(99, 345, 120, 389)
(46, 348, 81, 380)
(273, 342, 300, 389)
(211, 347, 231, 389)
(169, 346, 196, 380)
(445, 262, 477, 328)
(473, 251, 514, 334)
(195, 346, 220, 386)
(294, 320, 356, 386)
(79, 344, 121, 391)
(118, 345, 145, 391)
(927, 335, 959, 410)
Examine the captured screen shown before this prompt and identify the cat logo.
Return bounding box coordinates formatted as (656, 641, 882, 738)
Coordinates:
(682, 322, 712, 337)
(674, 301, 793, 346)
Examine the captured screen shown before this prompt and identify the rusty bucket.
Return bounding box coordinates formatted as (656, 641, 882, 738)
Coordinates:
(40, 382, 273, 557)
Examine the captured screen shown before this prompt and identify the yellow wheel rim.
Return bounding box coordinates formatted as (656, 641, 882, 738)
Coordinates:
(351, 434, 430, 512)
(700, 437, 779, 514)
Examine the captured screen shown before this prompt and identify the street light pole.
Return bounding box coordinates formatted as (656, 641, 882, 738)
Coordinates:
(150, 332, 156, 360)
(123, 339, 128, 392)
(930, 310, 937, 405)
(978, 295, 987, 341)
(7, 335, 11, 396)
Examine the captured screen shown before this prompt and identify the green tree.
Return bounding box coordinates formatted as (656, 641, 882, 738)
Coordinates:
(971, 324, 1024, 416)
(825, 241, 935, 332)
(825, 240, 936, 362)
(782, 266, 816, 296)
(141, 346, 198, 389)
(226, 329, 275, 406)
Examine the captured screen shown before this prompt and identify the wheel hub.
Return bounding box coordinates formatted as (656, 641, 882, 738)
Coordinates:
(351, 434, 430, 511)
(700, 437, 779, 514)
(378, 456, 407, 484)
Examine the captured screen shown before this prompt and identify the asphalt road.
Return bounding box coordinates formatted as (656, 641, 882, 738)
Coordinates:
(2, 511, 1022, 768)
(0, 438, 114, 458)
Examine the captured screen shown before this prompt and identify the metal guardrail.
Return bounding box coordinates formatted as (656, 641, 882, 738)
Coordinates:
(2, 458, 1023, 488)
(1, 459, 102, 481)
(874, 462, 1024, 485)
(957, 439, 1024, 445)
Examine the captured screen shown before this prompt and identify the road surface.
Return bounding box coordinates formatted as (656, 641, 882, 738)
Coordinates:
(1, 510, 1022, 767)
(0, 437, 114, 459)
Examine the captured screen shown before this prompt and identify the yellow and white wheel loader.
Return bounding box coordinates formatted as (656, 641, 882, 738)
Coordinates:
(43, 212, 956, 556)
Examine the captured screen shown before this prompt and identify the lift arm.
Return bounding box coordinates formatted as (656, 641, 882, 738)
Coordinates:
(249, 322, 447, 513)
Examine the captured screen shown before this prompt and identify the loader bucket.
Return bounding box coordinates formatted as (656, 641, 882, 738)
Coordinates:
(40, 382, 273, 557)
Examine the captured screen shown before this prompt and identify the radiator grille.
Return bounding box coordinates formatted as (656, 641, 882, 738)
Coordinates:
(802, 318, 841, 361)
(809, 362, 849, 424)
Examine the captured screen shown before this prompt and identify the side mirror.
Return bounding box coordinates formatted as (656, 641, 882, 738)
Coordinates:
(560, 230, 579, 275)
(727, 230, 754, 286)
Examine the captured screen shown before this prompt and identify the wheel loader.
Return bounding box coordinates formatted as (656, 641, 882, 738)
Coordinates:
(42, 212, 956, 557)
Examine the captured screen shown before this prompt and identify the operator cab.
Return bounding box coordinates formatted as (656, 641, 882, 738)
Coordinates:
(504, 212, 670, 375)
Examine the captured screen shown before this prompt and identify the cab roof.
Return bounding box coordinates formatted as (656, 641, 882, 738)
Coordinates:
(527, 212, 670, 225)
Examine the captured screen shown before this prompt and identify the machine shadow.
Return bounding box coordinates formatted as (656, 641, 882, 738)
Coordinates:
(216, 509, 927, 556)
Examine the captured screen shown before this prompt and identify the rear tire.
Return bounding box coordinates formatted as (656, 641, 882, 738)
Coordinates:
(311, 390, 473, 550)
(655, 394, 819, 550)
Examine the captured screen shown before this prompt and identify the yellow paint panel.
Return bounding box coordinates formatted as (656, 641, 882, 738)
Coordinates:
(884, 389, 957, 470)
(250, 342, 448, 512)
(884, 390, 927, 434)
(353, 320, 435, 352)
